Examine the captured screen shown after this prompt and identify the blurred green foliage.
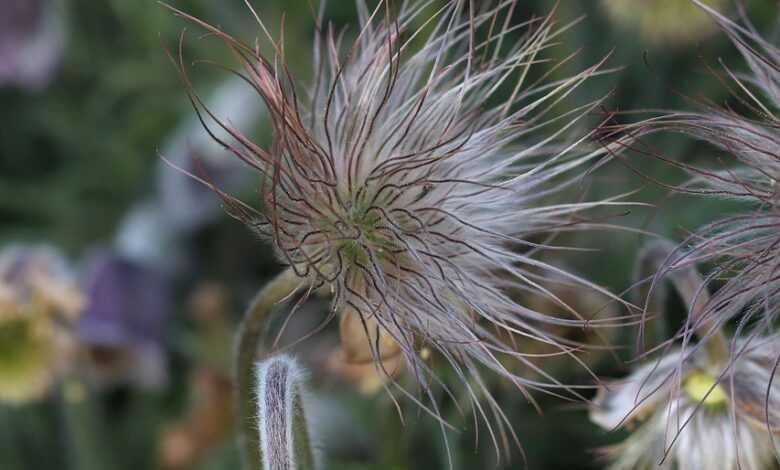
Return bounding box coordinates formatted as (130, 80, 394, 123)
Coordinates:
(0, 1, 777, 469)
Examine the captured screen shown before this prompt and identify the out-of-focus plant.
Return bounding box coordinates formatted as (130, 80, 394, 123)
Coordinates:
(75, 76, 267, 391)
(160, 281, 235, 470)
(0, 244, 83, 404)
(0, 0, 66, 90)
(519, 265, 622, 374)
(610, 1, 780, 371)
(647, 2, 780, 347)
(600, 0, 728, 47)
(163, 0, 633, 468)
(324, 306, 404, 395)
(161, 368, 234, 470)
(590, 240, 779, 470)
(116, 76, 266, 272)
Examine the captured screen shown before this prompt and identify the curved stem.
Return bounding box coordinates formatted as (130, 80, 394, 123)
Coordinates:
(634, 243, 670, 351)
(671, 268, 729, 370)
(236, 268, 303, 470)
(636, 240, 729, 369)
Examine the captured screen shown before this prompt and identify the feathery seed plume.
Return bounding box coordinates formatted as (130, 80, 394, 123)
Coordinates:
(165, 0, 628, 458)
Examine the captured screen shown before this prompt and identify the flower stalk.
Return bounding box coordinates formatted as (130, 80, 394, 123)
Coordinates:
(635, 240, 729, 371)
(235, 268, 304, 470)
(255, 356, 316, 470)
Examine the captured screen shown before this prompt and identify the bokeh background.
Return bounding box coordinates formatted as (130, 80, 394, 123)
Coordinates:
(0, 0, 778, 469)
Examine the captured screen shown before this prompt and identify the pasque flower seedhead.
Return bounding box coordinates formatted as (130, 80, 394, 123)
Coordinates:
(166, 0, 628, 458)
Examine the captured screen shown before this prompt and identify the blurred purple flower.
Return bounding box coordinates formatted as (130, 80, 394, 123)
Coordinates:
(0, 0, 65, 90)
(78, 250, 169, 389)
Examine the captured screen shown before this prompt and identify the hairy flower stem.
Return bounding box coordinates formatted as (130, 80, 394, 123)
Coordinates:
(256, 357, 316, 470)
(636, 241, 729, 370)
(235, 268, 304, 470)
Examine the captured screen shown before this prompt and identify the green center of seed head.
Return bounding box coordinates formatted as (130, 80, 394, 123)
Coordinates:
(683, 370, 728, 409)
(323, 197, 398, 266)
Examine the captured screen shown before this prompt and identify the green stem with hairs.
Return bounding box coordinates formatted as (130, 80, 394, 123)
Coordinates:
(236, 268, 304, 470)
(635, 240, 729, 370)
(671, 268, 729, 371)
(255, 356, 317, 469)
